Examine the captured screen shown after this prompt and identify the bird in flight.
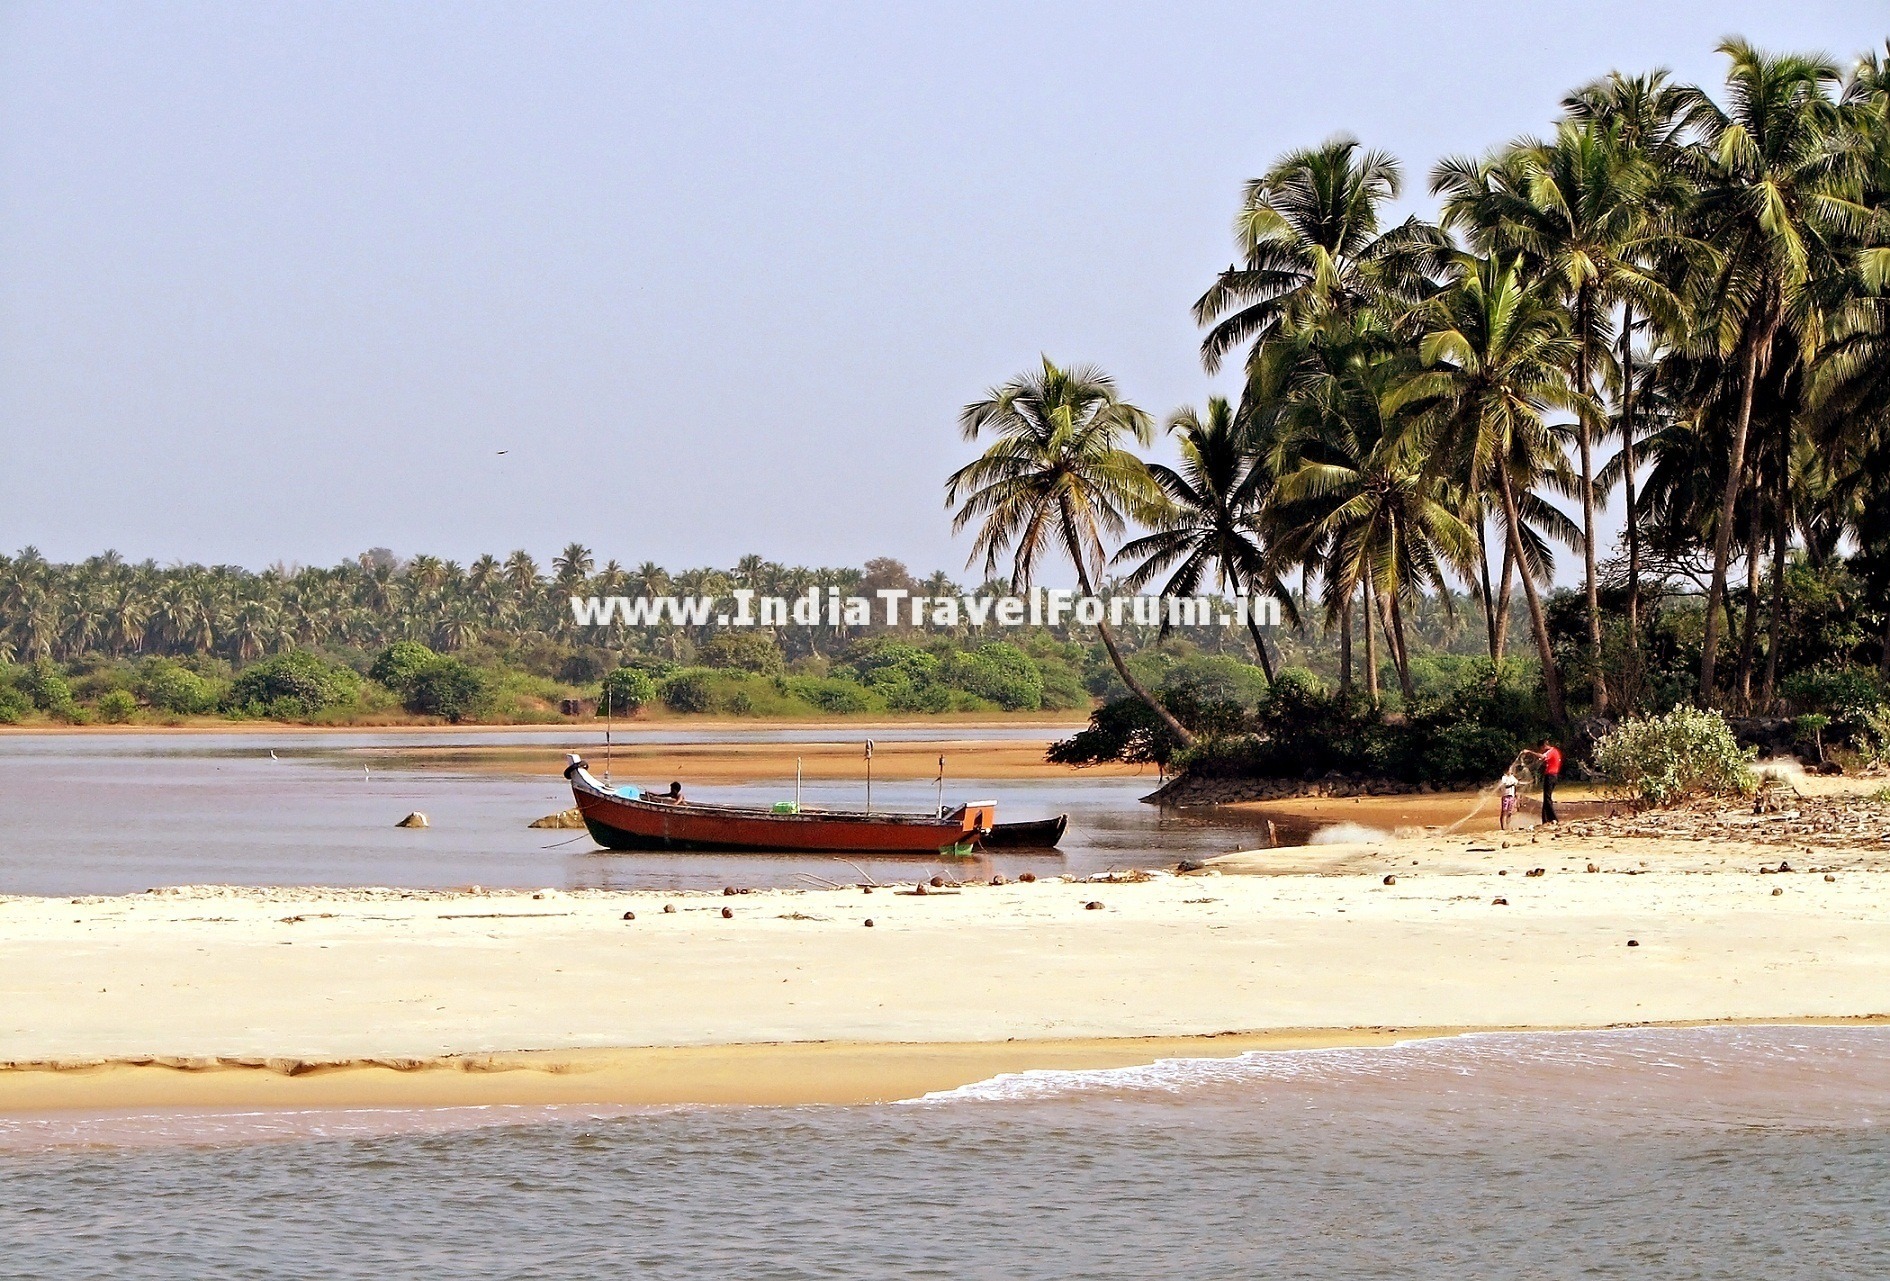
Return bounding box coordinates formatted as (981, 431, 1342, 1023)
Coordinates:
(497, 450, 509, 455)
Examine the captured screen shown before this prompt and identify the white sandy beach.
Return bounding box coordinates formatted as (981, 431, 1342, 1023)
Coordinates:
(4, 813, 1888, 1107)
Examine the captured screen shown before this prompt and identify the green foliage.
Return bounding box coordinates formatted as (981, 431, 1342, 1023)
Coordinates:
(1591, 705, 1757, 806)
(134, 659, 222, 714)
(18, 659, 76, 715)
(225, 651, 361, 719)
(696, 632, 787, 675)
(942, 643, 1043, 711)
(403, 657, 490, 722)
(784, 676, 878, 714)
(369, 641, 438, 693)
(661, 668, 716, 713)
(0, 667, 30, 723)
(96, 689, 138, 723)
(1779, 666, 1886, 738)
(598, 667, 658, 714)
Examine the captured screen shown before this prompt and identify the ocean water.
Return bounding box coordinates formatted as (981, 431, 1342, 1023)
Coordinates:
(4, 1027, 1887, 1279)
(0, 730, 1295, 895)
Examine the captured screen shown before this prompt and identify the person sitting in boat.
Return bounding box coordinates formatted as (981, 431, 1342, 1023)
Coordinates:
(657, 780, 686, 805)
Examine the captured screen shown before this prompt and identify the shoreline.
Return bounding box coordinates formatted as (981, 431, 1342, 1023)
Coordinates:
(0, 713, 1094, 737)
(6, 1018, 1887, 1113)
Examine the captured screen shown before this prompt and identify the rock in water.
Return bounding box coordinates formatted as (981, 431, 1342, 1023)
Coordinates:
(395, 812, 429, 829)
(863, 918, 875, 928)
(1382, 875, 1397, 885)
(1084, 900, 1104, 910)
(721, 906, 734, 918)
(621, 911, 635, 921)
(528, 808, 585, 830)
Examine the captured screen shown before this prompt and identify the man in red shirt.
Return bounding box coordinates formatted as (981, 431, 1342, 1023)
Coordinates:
(1522, 740, 1563, 823)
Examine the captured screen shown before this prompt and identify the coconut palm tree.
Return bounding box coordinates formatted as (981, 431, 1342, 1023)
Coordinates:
(1194, 137, 1444, 377)
(1676, 40, 1865, 703)
(1394, 254, 1592, 725)
(1435, 118, 1683, 711)
(1268, 329, 1479, 703)
(1113, 397, 1295, 681)
(947, 358, 1192, 746)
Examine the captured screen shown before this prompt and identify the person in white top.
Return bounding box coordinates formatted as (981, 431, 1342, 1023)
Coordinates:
(1498, 769, 1521, 830)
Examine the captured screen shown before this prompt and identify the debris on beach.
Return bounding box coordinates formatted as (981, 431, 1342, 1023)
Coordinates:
(528, 808, 585, 829)
(395, 811, 428, 828)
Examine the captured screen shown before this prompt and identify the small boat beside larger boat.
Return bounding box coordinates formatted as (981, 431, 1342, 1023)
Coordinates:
(563, 754, 997, 854)
(979, 814, 1068, 848)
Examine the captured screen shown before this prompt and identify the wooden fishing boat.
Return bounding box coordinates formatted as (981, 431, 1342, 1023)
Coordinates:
(980, 814, 1069, 848)
(563, 755, 996, 853)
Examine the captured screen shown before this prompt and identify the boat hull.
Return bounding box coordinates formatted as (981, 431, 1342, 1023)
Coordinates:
(980, 815, 1068, 848)
(566, 761, 993, 854)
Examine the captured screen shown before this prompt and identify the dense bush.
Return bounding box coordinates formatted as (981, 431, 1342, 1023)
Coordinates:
(369, 641, 438, 693)
(1591, 705, 1756, 805)
(134, 659, 222, 714)
(225, 651, 361, 719)
(942, 643, 1043, 711)
(96, 689, 138, 723)
(696, 632, 787, 675)
(661, 668, 715, 713)
(0, 667, 30, 723)
(598, 667, 658, 714)
(403, 657, 490, 722)
(17, 659, 76, 716)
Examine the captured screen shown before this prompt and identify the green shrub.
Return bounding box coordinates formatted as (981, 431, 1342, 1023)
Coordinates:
(369, 641, 438, 694)
(696, 632, 787, 675)
(96, 689, 138, 723)
(1591, 705, 1756, 806)
(18, 660, 75, 714)
(225, 651, 361, 719)
(942, 642, 1043, 711)
(0, 671, 30, 723)
(401, 657, 489, 722)
(599, 667, 657, 715)
(661, 668, 715, 713)
(786, 676, 875, 714)
(135, 659, 220, 714)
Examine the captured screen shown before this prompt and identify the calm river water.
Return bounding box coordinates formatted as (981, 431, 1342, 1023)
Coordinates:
(0, 727, 1293, 895)
(2, 1026, 1886, 1278)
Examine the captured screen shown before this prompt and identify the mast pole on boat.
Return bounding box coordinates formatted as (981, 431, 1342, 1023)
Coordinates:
(795, 756, 802, 811)
(864, 739, 874, 814)
(936, 754, 944, 816)
(604, 683, 612, 784)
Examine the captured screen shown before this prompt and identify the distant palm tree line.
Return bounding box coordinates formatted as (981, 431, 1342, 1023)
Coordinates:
(949, 38, 1890, 741)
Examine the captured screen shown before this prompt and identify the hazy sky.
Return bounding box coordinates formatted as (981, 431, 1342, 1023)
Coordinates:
(1, 2, 1880, 582)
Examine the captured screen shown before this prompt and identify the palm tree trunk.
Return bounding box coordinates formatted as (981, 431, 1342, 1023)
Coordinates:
(1496, 464, 1567, 726)
(1735, 494, 1763, 711)
(1701, 318, 1774, 705)
(1339, 591, 1354, 695)
(1244, 612, 1277, 684)
(1619, 315, 1642, 651)
(1388, 593, 1416, 703)
(1576, 312, 1608, 714)
(1494, 539, 1516, 663)
(1071, 560, 1195, 748)
(1361, 578, 1380, 707)
(1477, 514, 1499, 663)
(1239, 574, 1277, 683)
(1760, 461, 1789, 711)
